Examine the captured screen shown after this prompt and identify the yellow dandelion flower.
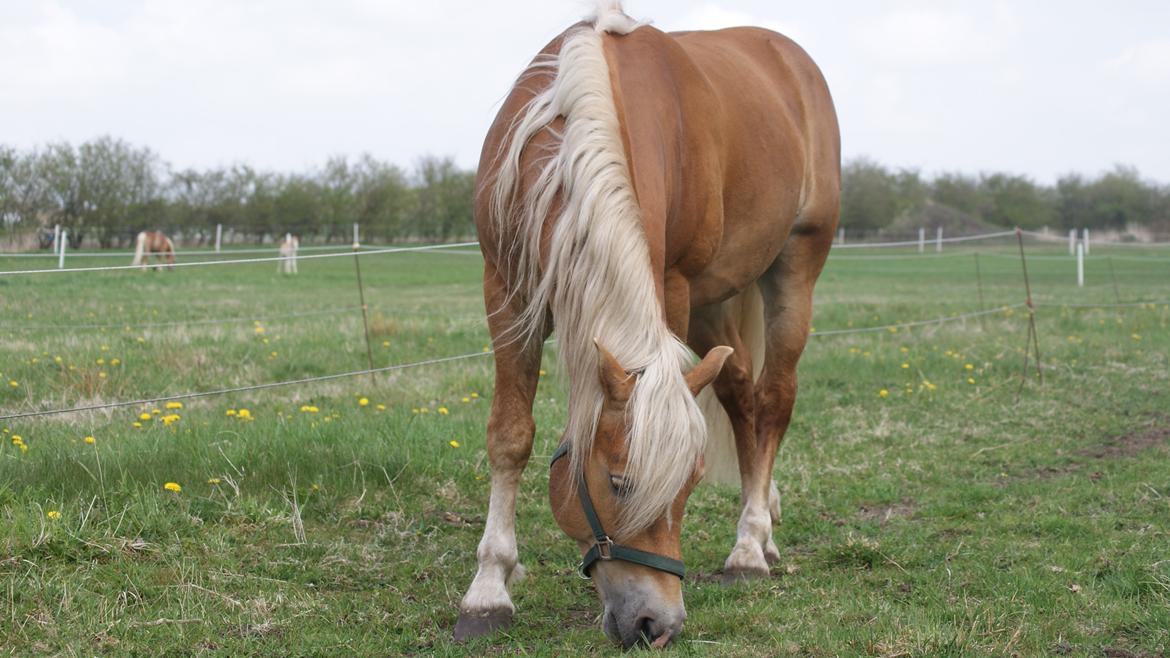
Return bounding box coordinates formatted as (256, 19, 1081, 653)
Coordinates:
(47, 510, 60, 520)
(237, 409, 251, 419)
(359, 397, 369, 407)
(270, 351, 278, 357)
(151, 408, 161, 415)
(96, 358, 105, 365)
(462, 397, 470, 403)
(887, 326, 898, 334)
(110, 358, 121, 366)
(254, 326, 266, 335)
(482, 346, 490, 353)
(84, 436, 95, 445)
(98, 372, 107, 379)
(8, 380, 17, 388)
(139, 412, 151, 421)
(311, 483, 320, 491)
(163, 482, 182, 493)
(100, 345, 109, 352)
(132, 422, 143, 428)
(1131, 333, 1142, 341)
(54, 356, 63, 364)
(449, 440, 460, 448)
(967, 378, 976, 385)
(136, 336, 146, 343)
(923, 380, 937, 392)
(207, 478, 221, 485)
(964, 363, 974, 371)
(19, 444, 27, 453)
(901, 363, 909, 369)
(470, 392, 479, 399)
(226, 409, 237, 416)
(539, 369, 547, 377)
(878, 389, 889, 398)
(899, 347, 909, 354)
(166, 401, 183, 410)
(382, 341, 390, 348)
(438, 407, 449, 415)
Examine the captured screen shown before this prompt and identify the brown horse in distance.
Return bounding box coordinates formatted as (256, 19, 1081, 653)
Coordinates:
(131, 231, 175, 271)
(457, 2, 840, 648)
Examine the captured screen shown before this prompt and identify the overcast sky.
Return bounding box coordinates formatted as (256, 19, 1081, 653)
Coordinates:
(3, 1, 1168, 183)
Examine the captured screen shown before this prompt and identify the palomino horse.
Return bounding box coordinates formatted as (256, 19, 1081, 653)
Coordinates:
(131, 231, 175, 271)
(456, 2, 839, 648)
(277, 234, 299, 274)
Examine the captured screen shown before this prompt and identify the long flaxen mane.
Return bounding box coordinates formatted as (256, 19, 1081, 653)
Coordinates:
(488, 1, 706, 534)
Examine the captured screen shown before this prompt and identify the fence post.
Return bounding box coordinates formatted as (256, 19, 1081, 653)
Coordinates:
(936, 226, 943, 253)
(215, 224, 222, 253)
(837, 227, 844, 245)
(1076, 240, 1084, 287)
(58, 230, 67, 269)
(1068, 229, 1075, 256)
(1014, 228, 1043, 398)
(1083, 228, 1090, 255)
(353, 222, 360, 248)
(53, 224, 61, 255)
(918, 227, 925, 254)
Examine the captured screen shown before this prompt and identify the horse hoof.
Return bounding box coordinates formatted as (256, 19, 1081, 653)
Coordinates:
(453, 609, 513, 642)
(720, 568, 768, 586)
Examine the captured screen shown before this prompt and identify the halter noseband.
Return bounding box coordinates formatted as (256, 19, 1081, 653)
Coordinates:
(549, 443, 686, 580)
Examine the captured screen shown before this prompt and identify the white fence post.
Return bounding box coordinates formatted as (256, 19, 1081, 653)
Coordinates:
(353, 222, 360, 247)
(837, 227, 844, 245)
(215, 224, 222, 252)
(1076, 240, 1084, 287)
(918, 227, 925, 254)
(1083, 228, 1090, 255)
(1068, 229, 1076, 255)
(936, 226, 943, 252)
(53, 224, 61, 255)
(58, 230, 67, 269)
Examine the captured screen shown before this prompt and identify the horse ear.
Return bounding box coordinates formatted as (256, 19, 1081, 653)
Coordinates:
(685, 346, 734, 395)
(593, 338, 634, 403)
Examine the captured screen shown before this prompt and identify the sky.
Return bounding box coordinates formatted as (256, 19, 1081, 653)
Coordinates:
(2, 1, 1169, 183)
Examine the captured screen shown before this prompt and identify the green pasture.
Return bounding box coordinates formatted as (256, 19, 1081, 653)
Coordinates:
(1, 238, 1168, 656)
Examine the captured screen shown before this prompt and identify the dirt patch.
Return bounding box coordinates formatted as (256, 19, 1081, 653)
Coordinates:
(1004, 417, 1169, 484)
(857, 498, 917, 525)
(1077, 419, 1170, 460)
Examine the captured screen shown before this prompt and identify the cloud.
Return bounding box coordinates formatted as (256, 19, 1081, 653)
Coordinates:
(1104, 38, 1170, 83)
(854, 6, 1014, 65)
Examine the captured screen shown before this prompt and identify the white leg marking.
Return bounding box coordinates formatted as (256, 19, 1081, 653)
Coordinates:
(460, 471, 523, 614)
(723, 487, 772, 574)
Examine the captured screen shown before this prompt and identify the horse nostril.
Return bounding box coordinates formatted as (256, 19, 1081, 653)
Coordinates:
(636, 616, 658, 645)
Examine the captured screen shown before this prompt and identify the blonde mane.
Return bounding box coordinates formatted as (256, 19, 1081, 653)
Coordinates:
(487, 1, 705, 534)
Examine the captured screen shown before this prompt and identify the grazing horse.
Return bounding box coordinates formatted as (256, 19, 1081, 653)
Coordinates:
(131, 231, 175, 271)
(278, 234, 299, 274)
(456, 1, 839, 648)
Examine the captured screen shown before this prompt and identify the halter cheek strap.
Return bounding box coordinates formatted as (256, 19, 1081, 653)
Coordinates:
(550, 443, 686, 580)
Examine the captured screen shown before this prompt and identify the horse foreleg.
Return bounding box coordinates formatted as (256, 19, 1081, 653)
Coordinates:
(454, 263, 546, 641)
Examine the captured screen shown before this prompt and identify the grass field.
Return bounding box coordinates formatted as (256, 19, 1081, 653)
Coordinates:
(1, 237, 1168, 656)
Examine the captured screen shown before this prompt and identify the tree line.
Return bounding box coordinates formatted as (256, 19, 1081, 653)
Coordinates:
(2, 137, 1168, 248)
(0, 137, 475, 247)
(840, 157, 1170, 239)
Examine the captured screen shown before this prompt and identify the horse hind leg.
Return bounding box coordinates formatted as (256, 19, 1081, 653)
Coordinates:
(723, 222, 834, 583)
(688, 285, 778, 581)
(454, 261, 546, 641)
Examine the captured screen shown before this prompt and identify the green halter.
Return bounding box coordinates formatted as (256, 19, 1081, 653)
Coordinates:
(550, 443, 686, 580)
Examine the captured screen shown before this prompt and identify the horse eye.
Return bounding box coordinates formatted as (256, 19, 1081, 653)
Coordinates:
(609, 474, 633, 498)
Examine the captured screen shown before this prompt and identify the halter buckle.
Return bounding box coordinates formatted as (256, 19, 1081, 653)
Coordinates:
(595, 536, 614, 560)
